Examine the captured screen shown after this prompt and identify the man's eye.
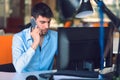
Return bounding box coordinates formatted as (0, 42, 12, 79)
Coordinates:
(40, 21, 45, 24)
(48, 21, 50, 24)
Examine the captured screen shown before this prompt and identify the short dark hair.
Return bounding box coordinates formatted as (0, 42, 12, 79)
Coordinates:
(31, 2, 53, 19)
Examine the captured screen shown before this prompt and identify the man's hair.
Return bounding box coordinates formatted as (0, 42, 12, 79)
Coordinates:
(31, 2, 53, 19)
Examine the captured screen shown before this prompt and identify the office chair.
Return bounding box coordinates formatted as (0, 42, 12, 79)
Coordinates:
(0, 35, 16, 72)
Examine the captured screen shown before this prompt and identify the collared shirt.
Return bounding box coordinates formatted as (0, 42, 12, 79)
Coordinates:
(12, 27, 58, 73)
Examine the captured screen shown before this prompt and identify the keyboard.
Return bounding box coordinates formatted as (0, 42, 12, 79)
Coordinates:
(54, 70, 99, 78)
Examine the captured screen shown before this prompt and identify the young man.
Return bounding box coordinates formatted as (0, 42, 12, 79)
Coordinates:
(12, 2, 58, 73)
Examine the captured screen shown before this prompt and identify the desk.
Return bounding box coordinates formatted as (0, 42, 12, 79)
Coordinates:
(0, 70, 57, 80)
(0, 70, 102, 80)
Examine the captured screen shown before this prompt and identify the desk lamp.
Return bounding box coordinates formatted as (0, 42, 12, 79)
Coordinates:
(75, 0, 94, 18)
(75, 0, 120, 29)
(75, 0, 120, 79)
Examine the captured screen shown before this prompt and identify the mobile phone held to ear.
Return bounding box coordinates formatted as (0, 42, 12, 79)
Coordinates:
(30, 18, 37, 28)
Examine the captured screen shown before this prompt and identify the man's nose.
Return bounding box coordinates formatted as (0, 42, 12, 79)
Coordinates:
(44, 23, 49, 28)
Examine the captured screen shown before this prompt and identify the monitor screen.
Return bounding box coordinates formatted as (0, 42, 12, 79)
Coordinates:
(57, 27, 113, 71)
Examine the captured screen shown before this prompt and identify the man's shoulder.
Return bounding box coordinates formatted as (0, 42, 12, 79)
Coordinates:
(13, 27, 30, 38)
(49, 28, 57, 33)
(48, 30, 58, 36)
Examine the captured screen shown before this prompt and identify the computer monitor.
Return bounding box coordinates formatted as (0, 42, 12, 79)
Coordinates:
(57, 27, 113, 71)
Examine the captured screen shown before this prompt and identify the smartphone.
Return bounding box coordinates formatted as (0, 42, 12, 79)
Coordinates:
(30, 18, 37, 28)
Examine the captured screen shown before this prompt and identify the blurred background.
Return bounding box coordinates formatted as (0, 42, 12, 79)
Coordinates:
(0, 0, 120, 76)
(0, 0, 119, 33)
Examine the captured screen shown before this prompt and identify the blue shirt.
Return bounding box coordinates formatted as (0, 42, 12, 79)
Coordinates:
(12, 27, 58, 73)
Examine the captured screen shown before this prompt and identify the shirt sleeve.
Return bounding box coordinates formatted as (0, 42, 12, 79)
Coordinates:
(12, 34, 35, 73)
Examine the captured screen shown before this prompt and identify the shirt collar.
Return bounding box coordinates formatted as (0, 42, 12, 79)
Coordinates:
(42, 31, 50, 48)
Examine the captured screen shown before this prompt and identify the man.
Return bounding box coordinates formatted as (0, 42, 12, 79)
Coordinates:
(12, 2, 58, 73)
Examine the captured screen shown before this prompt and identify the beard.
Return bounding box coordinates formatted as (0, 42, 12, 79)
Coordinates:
(40, 29, 48, 36)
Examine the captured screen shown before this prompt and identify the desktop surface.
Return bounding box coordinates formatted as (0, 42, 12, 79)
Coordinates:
(0, 70, 57, 80)
(0, 70, 114, 80)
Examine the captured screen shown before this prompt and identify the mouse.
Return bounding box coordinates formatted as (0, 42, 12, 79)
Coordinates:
(26, 75, 38, 80)
(39, 73, 53, 80)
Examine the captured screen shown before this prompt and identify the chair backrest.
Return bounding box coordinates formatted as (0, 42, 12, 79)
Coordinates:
(0, 35, 13, 65)
(0, 35, 16, 72)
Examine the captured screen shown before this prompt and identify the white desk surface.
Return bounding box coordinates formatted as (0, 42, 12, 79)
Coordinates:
(0, 70, 99, 80)
(0, 70, 57, 80)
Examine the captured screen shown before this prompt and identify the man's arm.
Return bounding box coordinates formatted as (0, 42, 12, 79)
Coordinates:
(12, 34, 35, 73)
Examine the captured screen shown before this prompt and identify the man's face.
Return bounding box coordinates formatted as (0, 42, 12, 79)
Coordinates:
(35, 15, 51, 36)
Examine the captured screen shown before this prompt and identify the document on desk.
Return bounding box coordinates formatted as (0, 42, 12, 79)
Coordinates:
(53, 75, 98, 80)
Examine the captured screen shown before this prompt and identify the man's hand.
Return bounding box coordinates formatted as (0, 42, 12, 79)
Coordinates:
(30, 26, 41, 50)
